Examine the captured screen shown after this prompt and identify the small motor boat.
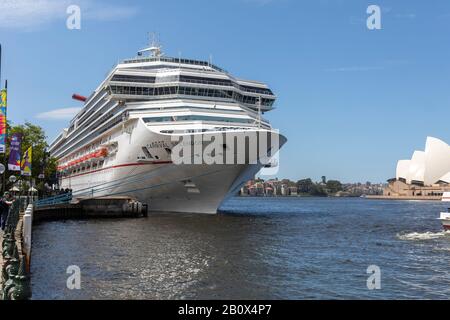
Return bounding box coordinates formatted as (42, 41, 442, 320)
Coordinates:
(438, 192, 450, 230)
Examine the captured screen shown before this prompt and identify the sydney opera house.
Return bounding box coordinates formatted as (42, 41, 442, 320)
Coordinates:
(383, 137, 450, 199)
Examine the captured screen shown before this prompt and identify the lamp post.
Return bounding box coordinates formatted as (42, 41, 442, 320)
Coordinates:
(7, 175, 17, 202)
(0, 163, 4, 194)
(1, 43, 2, 85)
(0, 44, 6, 193)
(0, 44, 3, 194)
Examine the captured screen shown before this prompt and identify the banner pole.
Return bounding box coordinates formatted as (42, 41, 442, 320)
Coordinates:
(0, 44, 3, 194)
(0, 44, 3, 195)
(3, 79, 7, 193)
(0, 44, 2, 88)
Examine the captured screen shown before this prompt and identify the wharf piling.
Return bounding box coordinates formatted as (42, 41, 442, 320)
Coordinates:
(33, 196, 148, 223)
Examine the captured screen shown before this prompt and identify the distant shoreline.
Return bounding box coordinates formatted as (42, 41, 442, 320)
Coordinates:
(238, 194, 443, 201)
(365, 195, 442, 201)
(239, 194, 364, 198)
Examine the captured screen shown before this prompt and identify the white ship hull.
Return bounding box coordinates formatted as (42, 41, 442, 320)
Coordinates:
(60, 119, 285, 214)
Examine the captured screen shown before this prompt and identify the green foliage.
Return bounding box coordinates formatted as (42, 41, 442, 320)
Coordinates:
(326, 180, 343, 194)
(0, 122, 57, 185)
(296, 177, 343, 197)
(281, 179, 297, 187)
(297, 178, 314, 193)
(310, 184, 328, 197)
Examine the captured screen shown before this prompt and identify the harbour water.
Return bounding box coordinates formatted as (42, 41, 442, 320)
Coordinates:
(30, 197, 450, 300)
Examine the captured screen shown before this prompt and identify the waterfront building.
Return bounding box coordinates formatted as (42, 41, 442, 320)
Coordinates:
(281, 184, 288, 196)
(340, 182, 384, 197)
(240, 185, 249, 196)
(382, 137, 450, 199)
(289, 187, 298, 196)
(265, 186, 274, 196)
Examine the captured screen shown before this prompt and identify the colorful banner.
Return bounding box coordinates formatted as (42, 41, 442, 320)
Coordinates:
(0, 89, 7, 154)
(8, 133, 22, 171)
(21, 146, 32, 177)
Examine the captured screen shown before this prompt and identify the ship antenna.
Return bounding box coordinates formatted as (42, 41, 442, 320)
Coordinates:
(257, 96, 262, 129)
(137, 32, 163, 57)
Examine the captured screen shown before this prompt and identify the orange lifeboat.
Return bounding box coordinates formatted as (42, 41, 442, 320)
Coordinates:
(57, 148, 108, 172)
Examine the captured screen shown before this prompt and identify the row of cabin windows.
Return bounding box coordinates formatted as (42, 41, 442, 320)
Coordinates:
(112, 74, 156, 83)
(61, 130, 117, 170)
(110, 74, 274, 96)
(159, 126, 255, 134)
(62, 116, 122, 160)
(76, 90, 111, 128)
(143, 115, 253, 124)
(122, 56, 227, 73)
(109, 85, 275, 107)
(65, 160, 105, 176)
(180, 76, 274, 96)
(57, 104, 122, 158)
(61, 140, 104, 165)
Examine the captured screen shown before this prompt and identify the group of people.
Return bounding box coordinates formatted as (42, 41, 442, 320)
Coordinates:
(0, 192, 14, 231)
(58, 188, 73, 195)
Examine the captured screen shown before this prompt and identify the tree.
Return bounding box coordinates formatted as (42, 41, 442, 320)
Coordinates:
(326, 180, 343, 194)
(297, 178, 314, 194)
(310, 184, 328, 197)
(0, 122, 57, 190)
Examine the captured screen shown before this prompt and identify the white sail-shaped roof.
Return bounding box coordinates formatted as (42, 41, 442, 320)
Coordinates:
(396, 160, 411, 181)
(407, 150, 426, 183)
(438, 172, 450, 184)
(423, 137, 450, 185)
(394, 137, 450, 185)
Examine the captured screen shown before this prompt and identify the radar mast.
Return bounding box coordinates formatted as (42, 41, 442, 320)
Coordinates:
(137, 33, 163, 57)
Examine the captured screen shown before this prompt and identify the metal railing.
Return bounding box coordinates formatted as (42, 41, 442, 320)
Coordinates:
(2, 200, 31, 300)
(34, 193, 72, 208)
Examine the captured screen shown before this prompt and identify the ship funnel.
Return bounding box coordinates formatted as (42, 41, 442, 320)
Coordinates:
(72, 94, 87, 102)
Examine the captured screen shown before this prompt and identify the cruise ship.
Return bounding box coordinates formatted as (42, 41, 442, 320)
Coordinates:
(49, 42, 287, 214)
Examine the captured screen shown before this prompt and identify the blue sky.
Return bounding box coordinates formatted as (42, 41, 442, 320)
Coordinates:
(1, 0, 450, 183)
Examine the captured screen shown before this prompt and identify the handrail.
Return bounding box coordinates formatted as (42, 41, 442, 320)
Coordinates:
(34, 193, 72, 208)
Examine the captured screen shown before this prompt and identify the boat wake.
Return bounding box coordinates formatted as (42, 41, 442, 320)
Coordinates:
(397, 231, 450, 241)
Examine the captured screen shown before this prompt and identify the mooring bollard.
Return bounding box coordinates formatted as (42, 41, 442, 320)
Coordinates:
(21, 204, 34, 274)
(23, 211, 32, 273)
